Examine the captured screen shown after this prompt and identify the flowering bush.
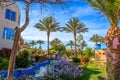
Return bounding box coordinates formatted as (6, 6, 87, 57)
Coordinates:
(0, 48, 11, 70)
(40, 58, 83, 80)
(82, 57, 89, 68)
(2, 48, 11, 55)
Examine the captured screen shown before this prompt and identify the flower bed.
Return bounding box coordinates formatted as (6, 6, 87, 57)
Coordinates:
(40, 58, 83, 80)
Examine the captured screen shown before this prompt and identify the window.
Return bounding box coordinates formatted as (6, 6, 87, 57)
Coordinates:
(3, 27, 14, 40)
(5, 9, 16, 21)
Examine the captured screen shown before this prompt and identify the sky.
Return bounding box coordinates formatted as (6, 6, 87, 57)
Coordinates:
(17, 0, 110, 50)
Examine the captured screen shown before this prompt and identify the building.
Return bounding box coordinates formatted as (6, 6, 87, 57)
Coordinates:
(95, 43, 107, 62)
(0, 2, 20, 49)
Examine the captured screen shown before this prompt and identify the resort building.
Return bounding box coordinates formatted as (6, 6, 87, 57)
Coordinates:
(0, 2, 20, 49)
(95, 43, 107, 62)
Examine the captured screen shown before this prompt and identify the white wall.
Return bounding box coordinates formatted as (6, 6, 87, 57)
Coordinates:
(0, 2, 20, 49)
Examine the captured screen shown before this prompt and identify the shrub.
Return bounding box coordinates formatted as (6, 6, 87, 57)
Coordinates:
(50, 49, 56, 54)
(2, 48, 11, 55)
(72, 57, 81, 63)
(34, 55, 41, 62)
(50, 44, 66, 52)
(0, 48, 11, 70)
(41, 58, 82, 80)
(82, 57, 89, 68)
(0, 58, 9, 70)
(0, 48, 11, 58)
(83, 48, 92, 58)
(15, 49, 32, 68)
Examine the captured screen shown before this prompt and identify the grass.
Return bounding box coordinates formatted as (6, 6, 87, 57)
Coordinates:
(80, 62, 106, 80)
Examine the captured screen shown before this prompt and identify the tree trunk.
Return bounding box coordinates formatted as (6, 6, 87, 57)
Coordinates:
(7, 2, 30, 80)
(70, 45, 72, 51)
(105, 27, 120, 80)
(74, 33, 77, 57)
(40, 44, 42, 50)
(47, 32, 50, 58)
(7, 28, 20, 80)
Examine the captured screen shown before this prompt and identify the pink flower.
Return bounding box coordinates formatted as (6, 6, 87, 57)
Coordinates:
(112, 38, 120, 49)
(112, 60, 118, 65)
(111, 53, 117, 59)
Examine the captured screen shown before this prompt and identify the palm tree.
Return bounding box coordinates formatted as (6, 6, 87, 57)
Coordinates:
(79, 40, 87, 55)
(87, 0, 120, 79)
(30, 40, 36, 48)
(50, 38, 61, 47)
(81, 40, 87, 50)
(23, 42, 30, 49)
(63, 18, 88, 57)
(34, 16, 59, 57)
(37, 40, 44, 49)
(66, 40, 74, 51)
(89, 34, 100, 49)
(77, 34, 83, 43)
(99, 36, 105, 44)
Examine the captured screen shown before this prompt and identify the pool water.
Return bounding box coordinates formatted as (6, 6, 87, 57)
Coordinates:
(0, 60, 58, 79)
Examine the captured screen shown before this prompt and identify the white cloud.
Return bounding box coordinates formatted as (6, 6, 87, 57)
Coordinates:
(72, 6, 96, 17)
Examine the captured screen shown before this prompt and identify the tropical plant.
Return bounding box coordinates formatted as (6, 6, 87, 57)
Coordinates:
(87, 0, 120, 79)
(30, 40, 36, 48)
(15, 49, 32, 68)
(63, 18, 88, 57)
(23, 42, 30, 49)
(99, 36, 105, 44)
(81, 40, 87, 50)
(84, 48, 92, 58)
(50, 38, 61, 48)
(89, 34, 100, 48)
(66, 40, 74, 51)
(6, 1, 67, 79)
(37, 39, 44, 49)
(90, 34, 104, 50)
(34, 16, 59, 57)
(77, 34, 83, 43)
(56, 44, 66, 52)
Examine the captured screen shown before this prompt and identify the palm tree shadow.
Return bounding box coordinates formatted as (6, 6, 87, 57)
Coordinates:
(80, 68, 105, 80)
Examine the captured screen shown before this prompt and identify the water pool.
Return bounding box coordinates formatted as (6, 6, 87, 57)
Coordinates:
(0, 60, 58, 79)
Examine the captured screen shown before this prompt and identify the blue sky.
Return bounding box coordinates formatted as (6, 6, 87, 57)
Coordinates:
(17, 1, 110, 50)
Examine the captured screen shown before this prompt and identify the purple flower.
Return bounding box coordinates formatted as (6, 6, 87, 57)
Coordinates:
(112, 38, 120, 49)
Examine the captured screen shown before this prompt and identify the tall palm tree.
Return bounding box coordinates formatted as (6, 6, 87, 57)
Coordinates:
(87, 0, 120, 80)
(63, 18, 88, 57)
(66, 40, 74, 50)
(34, 16, 59, 57)
(89, 34, 100, 49)
(30, 40, 36, 48)
(37, 40, 44, 49)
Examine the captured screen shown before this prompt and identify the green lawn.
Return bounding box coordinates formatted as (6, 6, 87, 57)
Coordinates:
(80, 63, 106, 80)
